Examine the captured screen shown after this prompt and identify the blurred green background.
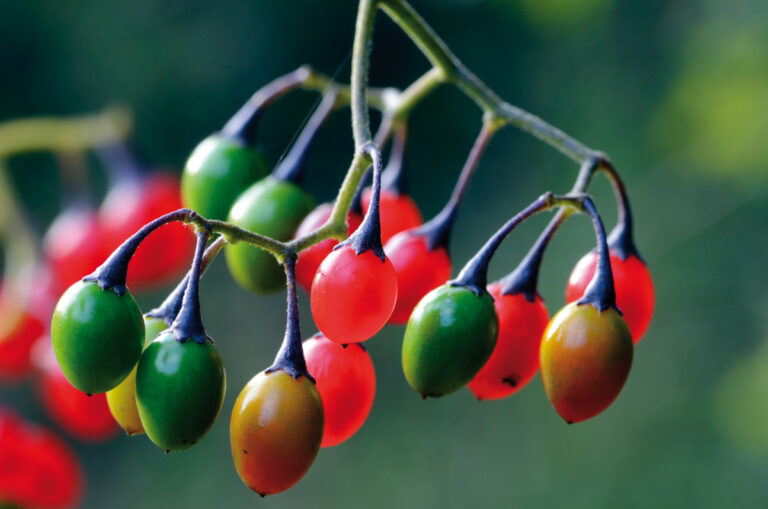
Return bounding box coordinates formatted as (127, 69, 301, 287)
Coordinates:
(2, 0, 768, 507)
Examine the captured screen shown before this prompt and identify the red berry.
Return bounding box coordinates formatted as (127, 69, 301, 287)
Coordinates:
(100, 173, 195, 289)
(311, 246, 397, 344)
(468, 283, 549, 400)
(44, 208, 108, 292)
(384, 232, 451, 325)
(361, 188, 422, 244)
(294, 203, 363, 293)
(565, 250, 654, 342)
(0, 409, 29, 504)
(0, 409, 83, 509)
(303, 334, 376, 447)
(40, 360, 118, 442)
(0, 311, 45, 381)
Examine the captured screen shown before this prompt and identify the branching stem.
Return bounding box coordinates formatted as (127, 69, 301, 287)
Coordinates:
(0, 109, 132, 158)
(0, 0, 627, 293)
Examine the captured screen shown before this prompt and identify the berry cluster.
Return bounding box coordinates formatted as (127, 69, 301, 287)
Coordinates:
(0, 117, 199, 505)
(2, 0, 657, 503)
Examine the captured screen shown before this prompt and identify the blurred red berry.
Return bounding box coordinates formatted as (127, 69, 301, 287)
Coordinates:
(0, 310, 45, 381)
(39, 357, 118, 442)
(44, 207, 108, 292)
(0, 408, 83, 509)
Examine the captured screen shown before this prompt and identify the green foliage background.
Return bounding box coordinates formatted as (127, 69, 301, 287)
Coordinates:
(2, 0, 768, 507)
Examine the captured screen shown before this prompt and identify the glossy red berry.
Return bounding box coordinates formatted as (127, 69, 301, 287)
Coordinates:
(40, 361, 119, 442)
(0, 311, 45, 381)
(303, 334, 376, 447)
(294, 203, 363, 293)
(100, 173, 195, 289)
(468, 283, 549, 400)
(361, 188, 422, 244)
(311, 246, 397, 344)
(384, 232, 451, 325)
(565, 250, 654, 342)
(43, 207, 108, 292)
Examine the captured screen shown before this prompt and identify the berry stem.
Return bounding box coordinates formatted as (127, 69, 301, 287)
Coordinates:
(170, 231, 212, 344)
(94, 139, 146, 184)
(302, 65, 397, 113)
(416, 121, 497, 252)
(347, 113, 397, 217)
(576, 196, 618, 312)
(380, 122, 408, 195)
(55, 150, 92, 211)
(351, 0, 379, 149)
(0, 108, 132, 158)
(222, 67, 314, 145)
(350, 179, 365, 216)
(600, 160, 640, 260)
(497, 155, 639, 303)
(84, 208, 196, 295)
(336, 144, 386, 261)
(378, 0, 593, 163)
(146, 236, 226, 326)
(497, 212, 567, 302)
(451, 193, 606, 297)
(497, 156, 601, 300)
(392, 67, 444, 121)
(451, 193, 558, 296)
(272, 91, 339, 184)
(266, 256, 313, 381)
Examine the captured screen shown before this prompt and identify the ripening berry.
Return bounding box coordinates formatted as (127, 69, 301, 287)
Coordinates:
(540, 302, 633, 423)
(303, 334, 375, 447)
(230, 370, 323, 496)
(565, 250, 654, 342)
